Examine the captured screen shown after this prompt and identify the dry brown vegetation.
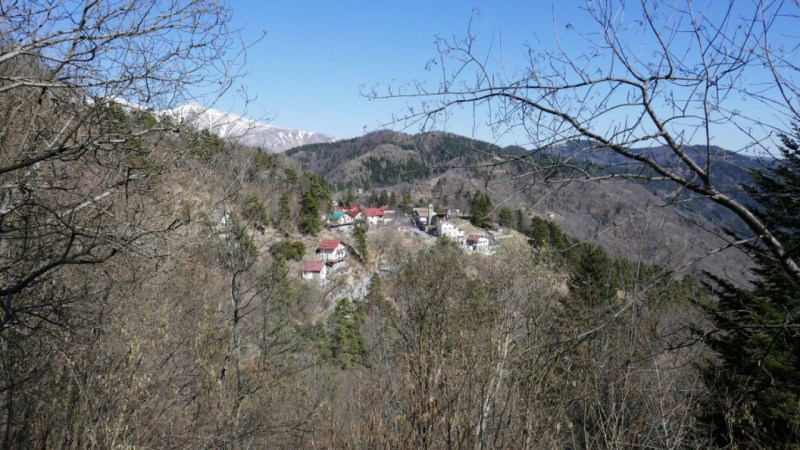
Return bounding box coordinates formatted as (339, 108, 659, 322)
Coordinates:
(0, 1, 757, 447)
(0, 105, 715, 446)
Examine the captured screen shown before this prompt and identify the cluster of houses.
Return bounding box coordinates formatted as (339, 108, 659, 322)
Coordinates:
(412, 203, 492, 255)
(435, 220, 491, 254)
(300, 238, 348, 282)
(301, 203, 498, 283)
(302, 202, 397, 284)
(324, 202, 396, 228)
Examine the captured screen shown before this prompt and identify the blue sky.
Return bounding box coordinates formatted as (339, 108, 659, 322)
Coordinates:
(221, 1, 582, 143)
(217, 1, 798, 153)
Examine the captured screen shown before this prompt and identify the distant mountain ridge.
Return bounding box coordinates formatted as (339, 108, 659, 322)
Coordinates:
(286, 129, 525, 186)
(541, 140, 770, 234)
(165, 103, 340, 152)
(286, 130, 758, 283)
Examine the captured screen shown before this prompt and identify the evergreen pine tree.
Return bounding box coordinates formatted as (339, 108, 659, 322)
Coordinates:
(498, 207, 513, 228)
(298, 191, 321, 235)
(308, 173, 332, 212)
(329, 298, 368, 369)
(343, 187, 356, 207)
(364, 273, 384, 305)
(470, 192, 492, 228)
(528, 217, 552, 247)
(516, 209, 526, 232)
(276, 192, 292, 232)
(701, 127, 800, 448)
(353, 220, 368, 263)
(401, 192, 412, 212)
(568, 242, 619, 307)
(378, 190, 389, 206)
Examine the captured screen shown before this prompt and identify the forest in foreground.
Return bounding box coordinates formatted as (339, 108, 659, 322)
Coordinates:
(2, 1, 799, 448)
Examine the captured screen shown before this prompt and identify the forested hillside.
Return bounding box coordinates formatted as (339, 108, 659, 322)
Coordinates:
(2, 1, 798, 448)
(286, 130, 521, 188)
(0, 38, 718, 444)
(1, 96, 718, 446)
(286, 131, 755, 283)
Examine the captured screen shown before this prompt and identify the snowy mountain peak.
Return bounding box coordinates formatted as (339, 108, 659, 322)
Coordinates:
(164, 104, 340, 153)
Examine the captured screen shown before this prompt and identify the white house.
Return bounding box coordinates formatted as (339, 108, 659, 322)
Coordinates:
(315, 239, 347, 263)
(379, 205, 395, 224)
(345, 208, 364, 222)
(466, 234, 490, 254)
(301, 260, 327, 281)
(362, 207, 395, 226)
(436, 221, 466, 246)
(325, 210, 353, 227)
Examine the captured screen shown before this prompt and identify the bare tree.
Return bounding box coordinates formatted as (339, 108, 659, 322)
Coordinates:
(0, 0, 249, 444)
(373, 0, 800, 283)
(0, 0, 244, 337)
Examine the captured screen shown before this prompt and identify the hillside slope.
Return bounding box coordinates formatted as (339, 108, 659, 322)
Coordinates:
(287, 131, 755, 281)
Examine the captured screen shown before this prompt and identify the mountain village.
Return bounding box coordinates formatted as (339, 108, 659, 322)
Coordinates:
(299, 199, 509, 285)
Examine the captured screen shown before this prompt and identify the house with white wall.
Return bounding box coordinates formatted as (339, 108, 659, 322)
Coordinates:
(301, 260, 327, 281)
(436, 221, 466, 246)
(466, 234, 490, 254)
(362, 207, 395, 226)
(325, 210, 353, 227)
(315, 239, 347, 263)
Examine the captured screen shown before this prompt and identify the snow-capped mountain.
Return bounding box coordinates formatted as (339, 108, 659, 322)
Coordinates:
(166, 103, 340, 152)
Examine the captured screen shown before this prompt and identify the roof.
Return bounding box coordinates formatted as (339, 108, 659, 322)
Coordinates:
(344, 208, 361, 217)
(327, 210, 345, 219)
(362, 207, 384, 217)
(467, 234, 487, 243)
(316, 239, 343, 251)
(301, 260, 326, 273)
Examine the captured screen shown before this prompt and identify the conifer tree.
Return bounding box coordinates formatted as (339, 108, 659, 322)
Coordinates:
(498, 207, 514, 228)
(307, 173, 332, 212)
(470, 192, 492, 228)
(329, 298, 367, 368)
(298, 191, 321, 235)
(516, 209, 526, 232)
(275, 193, 292, 232)
(701, 127, 800, 448)
(353, 221, 368, 263)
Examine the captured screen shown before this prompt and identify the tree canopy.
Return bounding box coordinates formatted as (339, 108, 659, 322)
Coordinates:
(702, 126, 800, 447)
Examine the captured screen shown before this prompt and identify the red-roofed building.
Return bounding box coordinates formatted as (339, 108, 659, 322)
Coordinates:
(316, 239, 347, 263)
(362, 207, 383, 226)
(363, 207, 395, 226)
(301, 260, 327, 281)
(466, 234, 490, 254)
(344, 208, 363, 221)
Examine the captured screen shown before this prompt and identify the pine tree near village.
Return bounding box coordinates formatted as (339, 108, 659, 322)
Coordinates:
(470, 192, 492, 228)
(353, 220, 368, 263)
(701, 126, 800, 448)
